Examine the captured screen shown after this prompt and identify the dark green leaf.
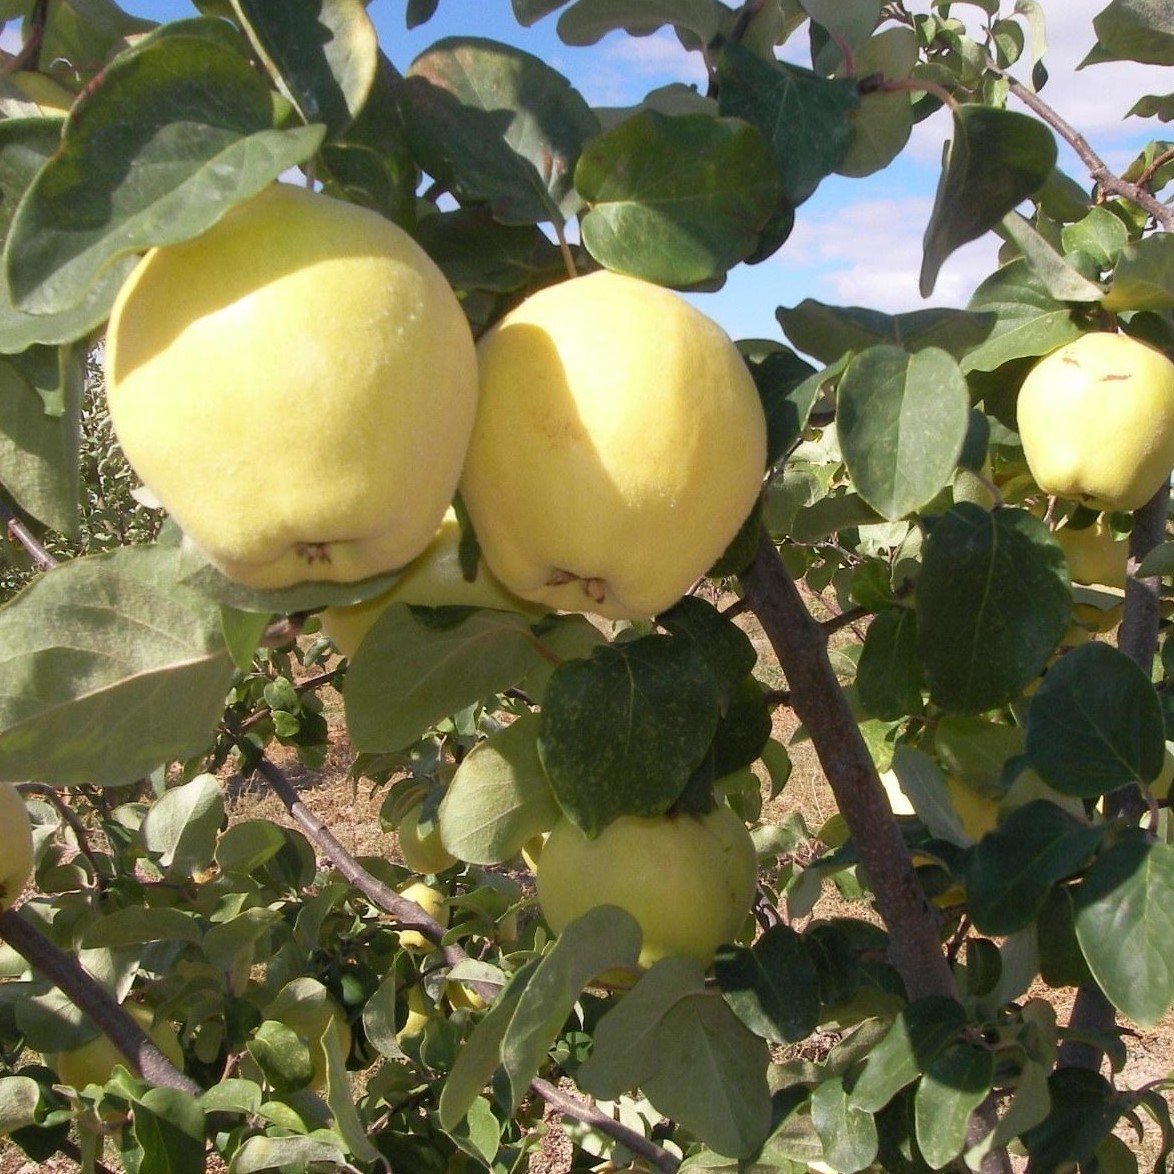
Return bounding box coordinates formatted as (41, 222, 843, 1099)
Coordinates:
(716, 41, 858, 207)
(714, 924, 821, 1044)
(913, 1042, 995, 1169)
(657, 596, 757, 703)
(1075, 837, 1174, 1026)
(916, 504, 1071, 714)
(231, 0, 377, 139)
(703, 675, 773, 780)
(920, 105, 1058, 297)
(1037, 885, 1096, 989)
(1022, 1070, 1126, 1168)
(406, 0, 440, 26)
(132, 1088, 205, 1174)
(556, 0, 727, 46)
(346, 605, 546, 752)
(576, 110, 779, 285)
(439, 712, 561, 865)
(5, 20, 324, 316)
(1127, 92, 1174, 119)
(966, 801, 1105, 935)
(513, 0, 570, 23)
(837, 345, 970, 520)
(1025, 642, 1166, 798)
(776, 299, 997, 364)
(849, 997, 968, 1112)
(1103, 233, 1174, 312)
(0, 546, 235, 785)
(856, 607, 923, 721)
(740, 344, 818, 467)
(539, 634, 720, 835)
(811, 1078, 879, 1174)
(836, 26, 917, 178)
(961, 258, 1085, 373)
(1060, 205, 1129, 269)
(996, 210, 1105, 302)
(401, 36, 598, 225)
(1080, 0, 1174, 66)
(414, 207, 565, 293)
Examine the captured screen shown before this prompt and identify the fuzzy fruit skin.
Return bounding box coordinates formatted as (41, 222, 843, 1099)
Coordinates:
(1052, 517, 1128, 588)
(263, 978, 351, 1091)
(320, 508, 542, 657)
(105, 184, 478, 589)
(396, 802, 457, 876)
(0, 782, 33, 911)
(46, 1005, 183, 1088)
(460, 272, 767, 619)
(1017, 333, 1174, 512)
(536, 806, 757, 969)
(397, 881, 449, 950)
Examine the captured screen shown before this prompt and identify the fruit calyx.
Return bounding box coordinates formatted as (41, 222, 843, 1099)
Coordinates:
(545, 567, 607, 605)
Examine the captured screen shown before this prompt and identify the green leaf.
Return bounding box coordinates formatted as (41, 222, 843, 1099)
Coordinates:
(142, 774, 225, 875)
(0, 347, 79, 535)
(740, 344, 819, 467)
(889, 747, 969, 846)
(575, 111, 780, 285)
(513, 0, 571, 24)
(581, 956, 772, 1159)
(438, 712, 561, 865)
(446, 1097, 502, 1169)
(406, 0, 439, 27)
(1127, 92, 1174, 119)
(1103, 233, 1174, 312)
(1075, 837, 1174, 1026)
(499, 905, 641, 1108)
(915, 504, 1071, 714)
(19, 0, 155, 79)
(345, 605, 545, 752)
(811, 1077, 879, 1174)
(401, 36, 598, 225)
(713, 923, 821, 1044)
(79, 907, 201, 948)
(837, 345, 970, 520)
(996, 211, 1105, 302)
(961, 258, 1085, 373)
(230, 1136, 349, 1174)
(215, 820, 288, 875)
(133, 1088, 205, 1174)
(230, 0, 378, 139)
(657, 596, 757, 704)
(0, 1076, 40, 1135)
(913, 1042, 995, 1169)
(1022, 1070, 1126, 1169)
(966, 801, 1105, 935)
(5, 20, 324, 316)
(538, 634, 720, 836)
(933, 716, 1024, 795)
(836, 27, 917, 177)
(776, 299, 997, 365)
(716, 42, 858, 207)
(856, 607, 924, 721)
(1080, 0, 1174, 67)
(1037, 885, 1096, 989)
(1025, 642, 1166, 798)
(848, 997, 969, 1112)
(0, 545, 235, 785)
(1060, 205, 1129, 269)
(920, 105, 1058, 297)
(556, 0, 727, 46)
(414, 208, 565, 294)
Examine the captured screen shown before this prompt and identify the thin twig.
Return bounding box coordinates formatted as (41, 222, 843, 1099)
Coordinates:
(0, 907, 199, 1094)
(1, 0, 48, 75)
(995, 69, 1173, 231)
(236, 669, 343, 734)
(531, 1078, 681, 1173)
(1135, 146, 1174, 193)
(552, 220, 578, 282)
(821, 606, 869, 637)
(0, 495, 58, 571)
(16, 783, 109, 885)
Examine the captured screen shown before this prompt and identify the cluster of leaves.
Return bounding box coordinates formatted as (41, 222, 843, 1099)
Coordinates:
(0, 0, 1171, 1171)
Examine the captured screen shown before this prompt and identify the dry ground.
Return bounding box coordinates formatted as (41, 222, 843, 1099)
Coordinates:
(3, 622, 1172, 1172)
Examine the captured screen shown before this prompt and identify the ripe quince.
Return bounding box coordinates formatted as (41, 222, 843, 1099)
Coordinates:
(104, 184, 478, 589)
(46, 1004, 183, 1089)
(397, 880, 449, 950)
(395, 801, 457, 876)
(320, 508, 542, 657)
(460, 271, 767, 619)
(0, 781, 32, 911)
(1017, 333, 1174, 512)
(536, 805, 757, 970)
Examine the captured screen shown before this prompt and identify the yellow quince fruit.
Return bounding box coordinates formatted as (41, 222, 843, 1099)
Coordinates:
(46, 1004, 184, 1089)
(536, 805, 757, 970)
(105, 184, 478, 589)
(0, 781, 32, 911)
(1052, 516, 1128, 588)
(1017, 333, 1174, 512)
(397, 880, 449, 951)
(320, 508, 542, 657)
(395, 800, 457, 877)
(460, 271, 767, 619)
(263, 978, 351, 1092)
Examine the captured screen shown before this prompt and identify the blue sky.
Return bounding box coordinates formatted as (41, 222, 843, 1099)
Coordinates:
(72, 1, 1172, 342)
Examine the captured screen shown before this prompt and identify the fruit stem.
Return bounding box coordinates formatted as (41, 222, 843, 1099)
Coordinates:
(553, 219, 578, 281)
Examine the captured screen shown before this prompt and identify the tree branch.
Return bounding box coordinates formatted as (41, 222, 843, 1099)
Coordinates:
(741, 531, 956, 1001)
(1060, 481, 1170, 1070)
(0, 494, 58, 571)
(531, 1078, 680, 1174)
(0, 907, 199, 1094)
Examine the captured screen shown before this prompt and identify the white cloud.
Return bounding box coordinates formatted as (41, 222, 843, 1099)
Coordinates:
(575, 28, 708, 107)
